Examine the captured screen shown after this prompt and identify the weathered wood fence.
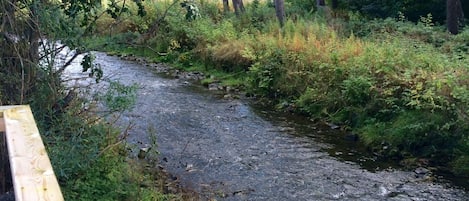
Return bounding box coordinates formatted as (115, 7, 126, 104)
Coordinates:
(0, 106, 63, 201)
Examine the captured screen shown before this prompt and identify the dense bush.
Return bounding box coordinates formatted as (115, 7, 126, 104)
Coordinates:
(250, 21, 469, 174)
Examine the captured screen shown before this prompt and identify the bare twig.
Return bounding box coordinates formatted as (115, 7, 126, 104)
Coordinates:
(55, 50, 82, 75)
(145, 0, 181, 38)
(179, 137, 193, 161)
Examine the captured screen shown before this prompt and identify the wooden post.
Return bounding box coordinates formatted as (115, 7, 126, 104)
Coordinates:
(0, 112, 5, 131)
(0, 105, 63, 201)
(1, 113, 9, 195)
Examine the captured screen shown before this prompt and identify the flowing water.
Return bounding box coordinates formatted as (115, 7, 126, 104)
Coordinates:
(67, 52, 468, 200)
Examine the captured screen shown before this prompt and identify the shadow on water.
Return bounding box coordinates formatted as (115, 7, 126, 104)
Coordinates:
(249, 104, 469, 191)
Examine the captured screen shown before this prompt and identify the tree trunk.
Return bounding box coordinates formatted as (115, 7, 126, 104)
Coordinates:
(239, 0, 245, 12)
(447, 0, 464, 34)
(316, 0, 325, 6)
(232, 0, 240, 16)
(1, 0, 29, 104)
(223, 0, 229, 13)
(232, 0, 244, 16)
(28, 2, 41, 65)
(274, 0, 285, 27)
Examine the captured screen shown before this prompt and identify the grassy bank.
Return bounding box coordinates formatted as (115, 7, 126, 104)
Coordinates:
(28, 78, 177, 200)
(86, 1, 469, 178)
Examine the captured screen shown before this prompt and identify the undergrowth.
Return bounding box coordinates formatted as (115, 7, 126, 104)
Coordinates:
(29, 74, 176, 200)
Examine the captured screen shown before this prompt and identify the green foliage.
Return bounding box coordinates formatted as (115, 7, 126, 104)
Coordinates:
(452, 155, 469, 176)
(106, 0, 130, 18)
(360, 111, 455, 157)
(67, 153, 130, 200)
(245, 0, 277, 31)
(45, 114, 172, 200)
(295, 87, 330, 116)
(81, 53, 104, 82)
(341, 0, 403, 18)
(453, 136, 469, 175)
(245, 17, 469, 175)
(285, 0, 315, 17)
(102, 81, 139, 112)
(60, 0, 102, 21)
(341, 75, 373, 106)
(38, 82, 170, 200)
(247, 49, 285, 97)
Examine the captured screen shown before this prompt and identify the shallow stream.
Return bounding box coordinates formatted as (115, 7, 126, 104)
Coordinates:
(67, 52, 468, 200)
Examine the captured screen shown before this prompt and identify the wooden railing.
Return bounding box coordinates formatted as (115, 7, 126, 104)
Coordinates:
(0, 106, 63, 201)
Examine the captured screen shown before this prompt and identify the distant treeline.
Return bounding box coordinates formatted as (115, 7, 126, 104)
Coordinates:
(336, 0, 468, 23)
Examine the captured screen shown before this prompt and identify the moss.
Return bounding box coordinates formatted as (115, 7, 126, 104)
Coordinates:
(452, 155, 469, 176)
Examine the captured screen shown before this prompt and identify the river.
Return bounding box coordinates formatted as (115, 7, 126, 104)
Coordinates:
(66, 52, 468, 200)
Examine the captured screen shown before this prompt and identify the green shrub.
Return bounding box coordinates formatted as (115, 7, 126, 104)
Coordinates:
(295, 87, 331, 116)
(452, 155, 469, 176)
(453, 136, 469, 175)
(341, 75, 374, 106)
(247, 48, 286, 97)
(359, 110, 458, 159)
(33, 80, 172, 200)
(245, 0, 277, 31)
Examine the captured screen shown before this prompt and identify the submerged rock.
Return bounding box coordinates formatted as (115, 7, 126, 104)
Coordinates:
(344, 133, 359, 141)
(208, 83, 219, 91)
(415, 167, 430, 175)
(138, 147, 151, 159)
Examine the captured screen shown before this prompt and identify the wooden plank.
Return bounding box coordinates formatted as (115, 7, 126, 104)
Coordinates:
(1, 105, 63, 201)
(1, 116, 8, 195)
(0, 116, 4, 132)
